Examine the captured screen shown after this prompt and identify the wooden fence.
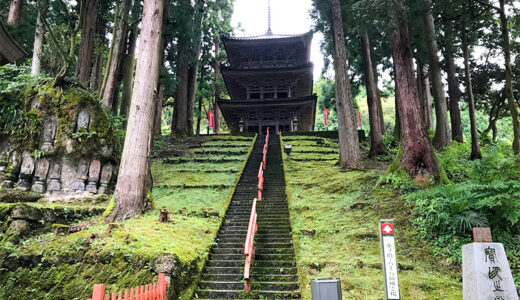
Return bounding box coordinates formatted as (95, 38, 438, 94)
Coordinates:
(88, 273, 166, 300)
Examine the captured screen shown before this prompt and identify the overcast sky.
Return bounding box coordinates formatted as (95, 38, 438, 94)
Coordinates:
(231, 0, 325, 79)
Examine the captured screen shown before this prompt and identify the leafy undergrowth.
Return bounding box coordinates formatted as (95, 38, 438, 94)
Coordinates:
(282, 135, 462, 299)
(0, 135, 255, 299)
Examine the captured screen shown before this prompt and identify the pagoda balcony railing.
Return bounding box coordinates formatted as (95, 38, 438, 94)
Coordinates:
(241, 59, 295, 70)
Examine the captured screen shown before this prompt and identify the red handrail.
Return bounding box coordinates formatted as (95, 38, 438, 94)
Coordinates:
(244, 128, 270, 293)
(88, 273, 166, 300)
(244, 197, 258, 293)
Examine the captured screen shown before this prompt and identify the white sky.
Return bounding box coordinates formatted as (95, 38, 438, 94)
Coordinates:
(231, 0, 325, 79)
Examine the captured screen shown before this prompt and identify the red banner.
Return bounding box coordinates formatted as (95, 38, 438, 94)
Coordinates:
(357, 110, 362, 129)
(324, 108, 329, 125)
(208, 110, 214, 128)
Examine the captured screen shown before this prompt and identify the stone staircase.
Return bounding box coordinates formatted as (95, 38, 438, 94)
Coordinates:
(194, 135, 300, 299)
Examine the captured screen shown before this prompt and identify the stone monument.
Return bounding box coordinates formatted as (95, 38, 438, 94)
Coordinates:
(98, 163, 113, 194)
(41, 115, 57, 153)
(85, 160, 101, 193)
(17, 151, 35, 191)
(71, 159, 90, 191)
(31, 158, 50, 193)
(76, 109, 90, 131)
(1, 151, 20, 188)
(47, 160, 62, 192)
(463, 227, 519, 300)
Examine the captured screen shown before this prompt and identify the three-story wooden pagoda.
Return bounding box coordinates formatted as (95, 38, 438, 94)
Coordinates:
(218, 22, 317, 134)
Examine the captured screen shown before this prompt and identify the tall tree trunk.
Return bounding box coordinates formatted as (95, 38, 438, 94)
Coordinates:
(213, 37, 221, 134)
(462, 30, 482, 160)
(101, 0, 130, 108)
(90, 51, 103, 91)
(391, 0, 439, 177)
(445, 51, 463, 142)
(75, 0, 99, 86)
(187, 64, 198, 136)
(172, 62, 189, 137)
(153, 84, 164, 135)
(371, 60, 386, 135)
(31, 11, 45, 76)
(416, 60, 425, 128)
(421, 65, 434, 130)
(121, 28, 137, 120)
(360, 28, 387, 157)
(90, 18, 105, 91)
(499, 0, 520, 155)
(7, 0, 22, 25)
(423, 9, 450, 150)
(109, 0, 164, 221)
(393, 63, 401, 140)
(329, 0, 361, 168)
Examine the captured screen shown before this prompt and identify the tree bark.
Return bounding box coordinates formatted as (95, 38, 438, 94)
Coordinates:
(187, 64, 198, 136)
(393, 63, 401, 140)
(445, 51, 463, 142)
(416, 60, 425, 128)
(31, 11, 45, 76)
(121, 28, 137, 120)
(153, 84, 164, 135)
(421, 65, 434, 131)
(391, 0, 439, 177)
(172, 62, 189, 137)
(7, 0, 22, 25)
(90, 51, 103, 91)
(423, 9, 451, 150)
(462, 30, 482, 160)
(101, 0, 130, 109)
(110, 0, 164, 221)
(329, 0, 361, 168)
(213, 36, 221, 134)
(75, 0, 99, 86)
(499, 0, 520, 155)
(360, 28, 387, 157)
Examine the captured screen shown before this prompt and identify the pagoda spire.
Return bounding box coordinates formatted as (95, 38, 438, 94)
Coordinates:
(266, 0, 273, 35)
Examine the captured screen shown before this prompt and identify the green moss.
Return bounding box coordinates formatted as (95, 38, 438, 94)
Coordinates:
(102, 197, 116, 219)
(282, 135, 462, 299)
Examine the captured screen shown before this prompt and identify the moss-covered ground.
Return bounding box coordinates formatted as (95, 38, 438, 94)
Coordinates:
(281, 134, 462, 299)
(0, 135, 255, 299)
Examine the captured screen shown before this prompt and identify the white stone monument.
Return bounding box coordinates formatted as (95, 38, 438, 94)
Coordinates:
(463, 241, 519, 300)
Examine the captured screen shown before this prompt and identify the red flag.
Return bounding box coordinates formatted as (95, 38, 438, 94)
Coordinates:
(208, 110, 214, 128)
(357, 110, 362, 129)
(324, 108, 329, 125)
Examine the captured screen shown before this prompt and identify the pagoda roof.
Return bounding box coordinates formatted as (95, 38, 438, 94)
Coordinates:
(221, 32, 313, 69)
(217, 95, 317, 134)
(221, 31, 311, 42)
(0, 22, 26, 65)
(221, 63, 314, 100)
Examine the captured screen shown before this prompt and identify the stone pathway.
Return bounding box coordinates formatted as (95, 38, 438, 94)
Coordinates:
(194, 135, 300, 299)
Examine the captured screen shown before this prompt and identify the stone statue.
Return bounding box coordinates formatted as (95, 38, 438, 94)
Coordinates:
(98, 163, 113, 194)
(17, 151, 35, 191)
(71, 159, 90, 191)
(1, 151, 20, 188)
(76, 109, 90, 132)
(41, 115, 58, 153)
(31, 158, 50, 193)
(30, 96, 39, 110)
(47, 160, 62, 192)
(85, 160, 101, 193)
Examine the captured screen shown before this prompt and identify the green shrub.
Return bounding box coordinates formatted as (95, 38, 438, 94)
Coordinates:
(407, 180, 520, 262)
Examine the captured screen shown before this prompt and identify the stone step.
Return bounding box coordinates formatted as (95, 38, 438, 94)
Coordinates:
(194, 289, 301, 299)
(207, 260, 296, 268)
(209, 253, 295, 261)
(202, 266, 298, 275)
(211, 247, 295, 255)
(198, 281, 299, 291)
(216, 233, 292, 239)
(214, 242, 293, 249)
(201, 273, 298, 282)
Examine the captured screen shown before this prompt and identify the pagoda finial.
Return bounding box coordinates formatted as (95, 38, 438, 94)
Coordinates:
(266, 0, 273, 35)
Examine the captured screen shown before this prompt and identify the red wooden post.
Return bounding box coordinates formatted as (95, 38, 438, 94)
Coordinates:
(158, 273, 166, 300)
(104, 294, 109, 300)
(92, 284, 105, 300)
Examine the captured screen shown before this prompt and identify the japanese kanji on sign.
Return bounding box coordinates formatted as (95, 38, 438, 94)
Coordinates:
(324, 108, 329, 126)
(208, 110, 214, 128)
(380, 219, 400, 300)
(357, 110, 362, 130)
